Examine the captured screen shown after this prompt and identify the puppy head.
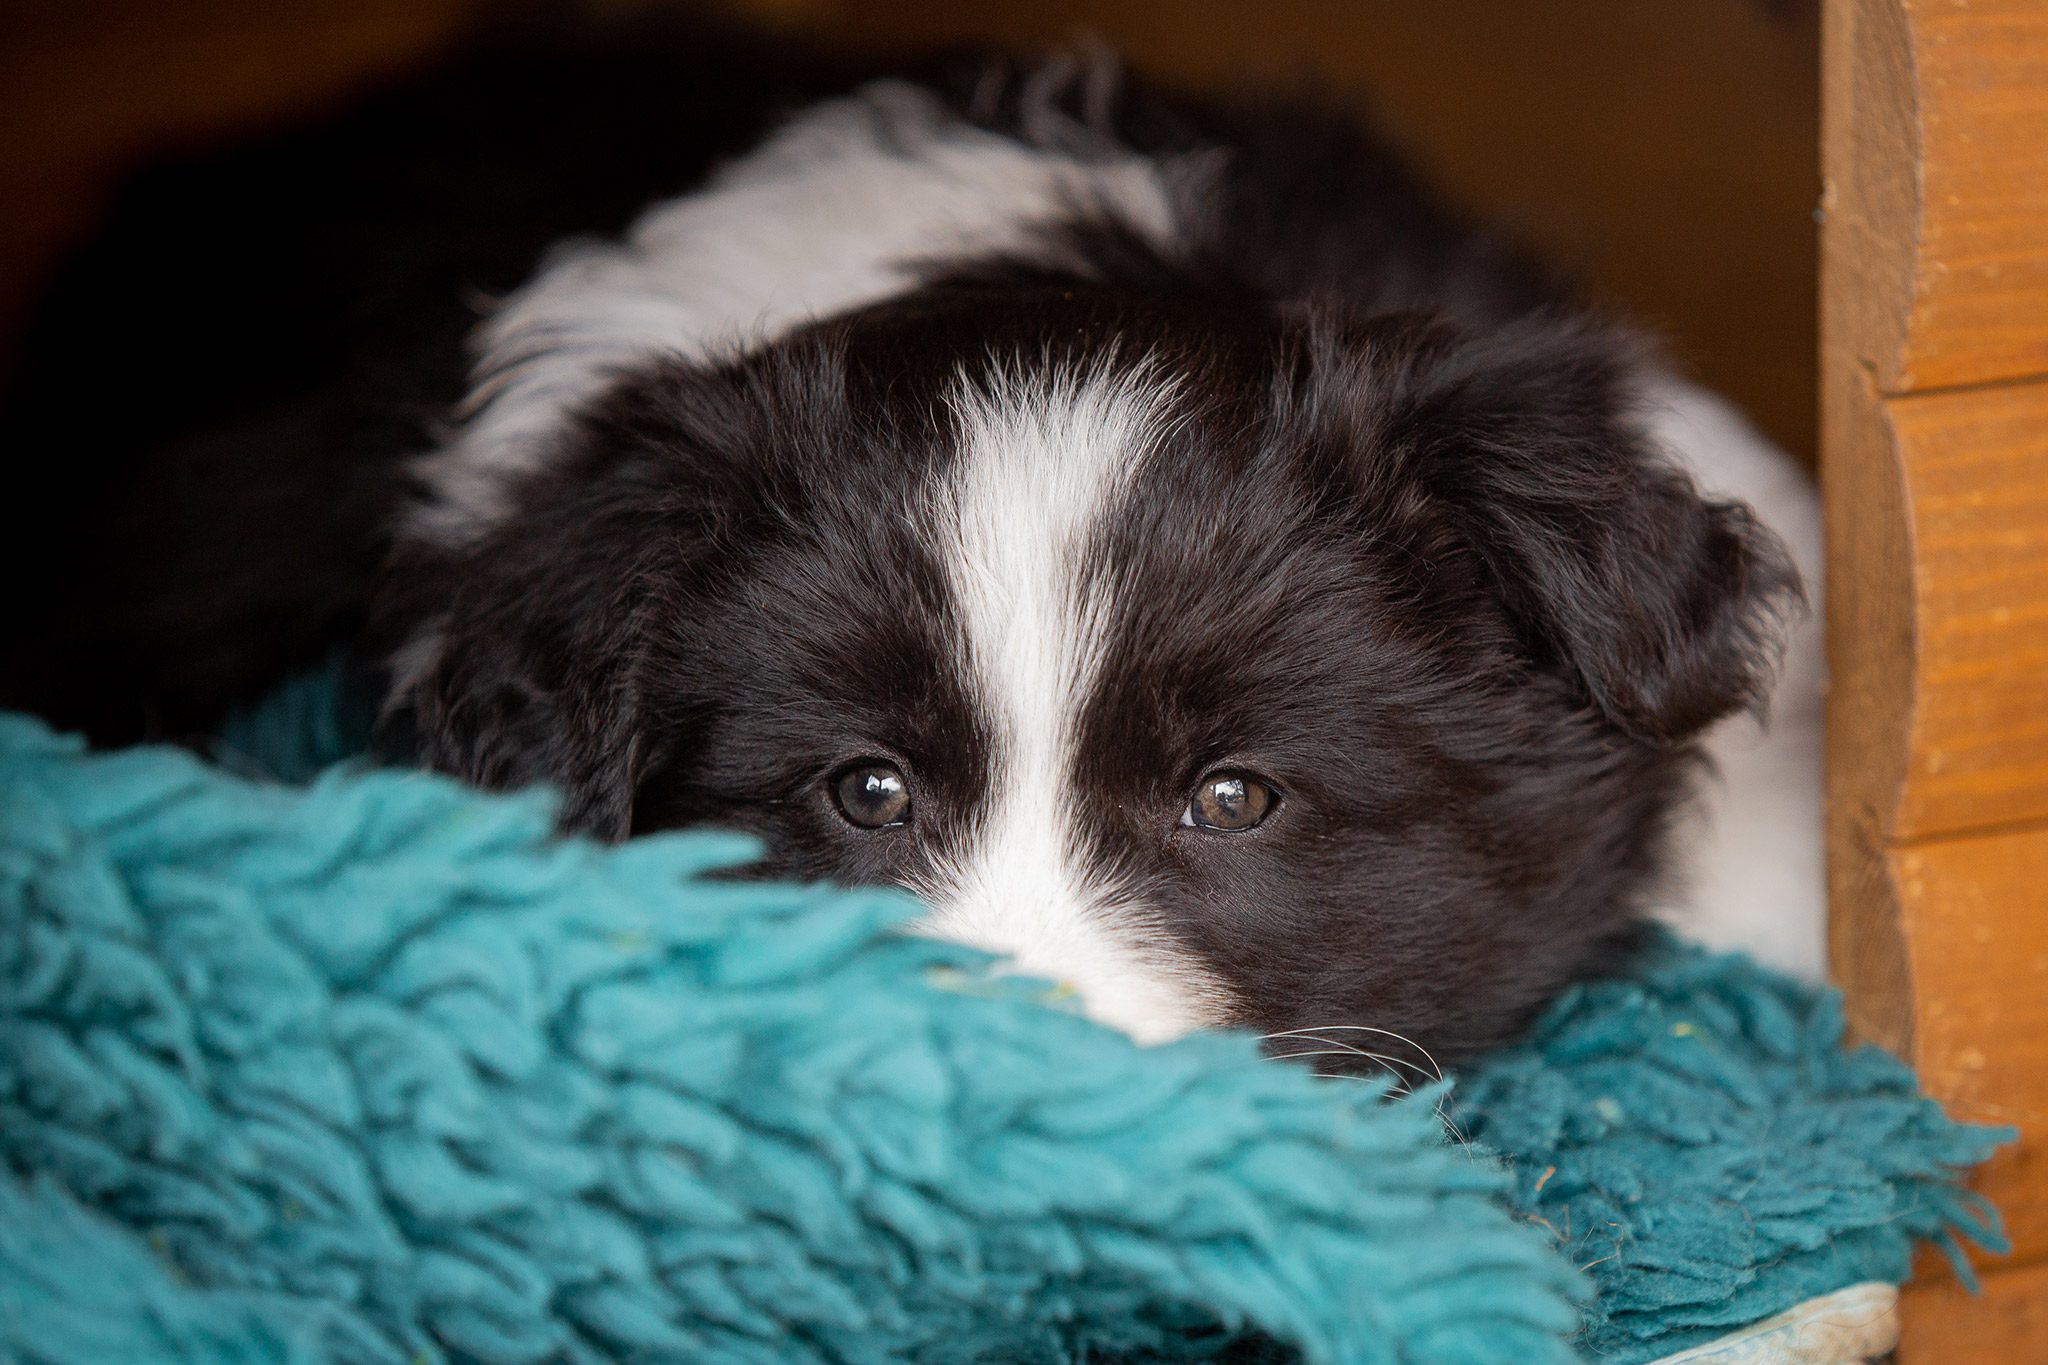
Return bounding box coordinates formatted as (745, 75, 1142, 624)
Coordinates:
(387, 288, 1798, 1063)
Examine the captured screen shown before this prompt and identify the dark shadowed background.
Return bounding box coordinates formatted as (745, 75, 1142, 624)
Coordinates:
(0, 0, 1820, 462)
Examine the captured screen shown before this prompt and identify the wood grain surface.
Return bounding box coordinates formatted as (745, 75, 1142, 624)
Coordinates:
(1823, 0, 1930, 1058)
(1824, 0, 2048, 1345)
(1887, 0, 2048, 392)
(1825, 0, 2048, 395)
(1894, 826, 2048, 1268)
(1889, 383, 2048, 839)
(1899, 1256, 2048, 1361)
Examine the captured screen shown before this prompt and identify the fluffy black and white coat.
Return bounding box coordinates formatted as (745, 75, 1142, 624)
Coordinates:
(1, 25, 1824, 1066)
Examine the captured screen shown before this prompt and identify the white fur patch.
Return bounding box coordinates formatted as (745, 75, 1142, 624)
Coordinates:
(408, 80, 1182, 542)
(1635, 376, 1827, 981)
(910, 362, 1231, 1044)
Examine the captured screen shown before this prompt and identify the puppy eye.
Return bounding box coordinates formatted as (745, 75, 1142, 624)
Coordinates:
(833, 763, 911, 829)
(1182, 773, 1278, 832)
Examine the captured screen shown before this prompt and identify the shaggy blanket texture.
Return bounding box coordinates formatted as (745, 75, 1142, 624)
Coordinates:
(0, 673, 2010, 1365)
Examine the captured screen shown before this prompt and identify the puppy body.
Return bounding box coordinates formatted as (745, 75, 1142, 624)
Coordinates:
(2, 36, 1821, 1064)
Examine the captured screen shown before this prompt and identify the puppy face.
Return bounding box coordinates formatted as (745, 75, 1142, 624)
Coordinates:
(389, 286, 1795, 1064)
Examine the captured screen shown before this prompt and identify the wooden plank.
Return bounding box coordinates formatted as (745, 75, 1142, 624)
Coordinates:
(1822, 0, 1921, 400)
(1889, 0, 2048, 392)
(1825, 0, 2048, 1345)
(1893, 826, 2048, 1270)
(1890, 380, 2048, 840)
(1824, 0, 2048, 395)
(1821, 0, 1930, 1055)
(1821, 373, 1918, 1056)
(1898, 1258, 2048, 1363)
(1824, 2, 2048, 1037)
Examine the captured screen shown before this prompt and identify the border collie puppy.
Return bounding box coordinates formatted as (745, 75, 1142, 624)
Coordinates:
(1, 29, 1822, 1065)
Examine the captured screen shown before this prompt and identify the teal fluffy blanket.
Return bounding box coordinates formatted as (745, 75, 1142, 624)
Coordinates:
(0, 675, 2009, 1364)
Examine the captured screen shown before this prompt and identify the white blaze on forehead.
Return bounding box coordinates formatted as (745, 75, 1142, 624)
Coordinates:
(409, 80, 1181, 542)
(913, 363, 1231, 1045)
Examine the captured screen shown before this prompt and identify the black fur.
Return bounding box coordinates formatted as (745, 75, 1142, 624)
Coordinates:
(1, 22, 1799, 1070)
(1, 13, 870, 742)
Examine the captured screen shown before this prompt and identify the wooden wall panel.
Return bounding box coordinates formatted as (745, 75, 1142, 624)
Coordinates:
(1886, 0, 2048, 392)
(1894, 827, 2048, 1267)
(1825, 0, 2048, 1351)
(1899, 1258, 2048, 1362)
(1890, 382, 2048, 839)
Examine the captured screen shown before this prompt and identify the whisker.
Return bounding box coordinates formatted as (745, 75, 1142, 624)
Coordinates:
(1266, 1040, 1434, 1093)
(1270, 1049, 1475, 1150)
(1261, 1039, 1409, 1072)
(1269, 1043, 1428, 1077)
(1266, 1049, 1416, 1094)
(1437, 1105, 1476, 1152)
(1260, 1025, 1447, 1083)
(1262, 1025, 1446, 1082)
(1266, 1028, 1475, 1152)
(1262, 1030, 1443, 1086)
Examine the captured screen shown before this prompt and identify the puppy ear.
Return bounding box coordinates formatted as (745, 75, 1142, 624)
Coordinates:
(381, 492, 670, 840)
(383, 340, 852, 838)
(1315, 315, 1802, 743)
